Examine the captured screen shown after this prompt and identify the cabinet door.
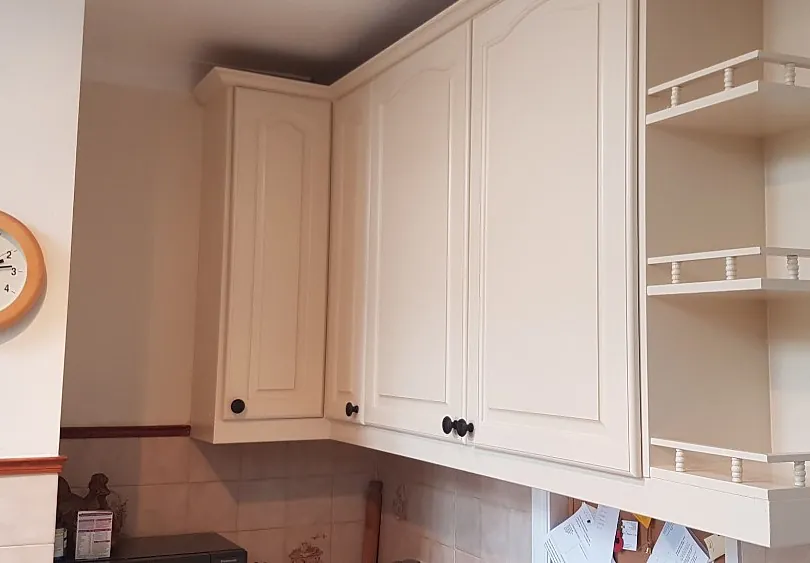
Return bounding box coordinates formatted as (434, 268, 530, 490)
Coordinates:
(363, 23, 470, 439)
(468, 0, 639, 472)
(325, 85, 371, 423)
(224, 87, 330, 420)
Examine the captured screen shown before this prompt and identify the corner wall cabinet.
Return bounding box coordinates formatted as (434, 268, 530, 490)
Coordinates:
(184, 0, 810, 548)
(191, 73, 332, 443)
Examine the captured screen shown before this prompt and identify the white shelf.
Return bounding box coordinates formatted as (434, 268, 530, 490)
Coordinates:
(650, 438, 810, 464)
(646, 81, 810, 136)
(647, 246, 810, 265)
(647, 278, 810, 298)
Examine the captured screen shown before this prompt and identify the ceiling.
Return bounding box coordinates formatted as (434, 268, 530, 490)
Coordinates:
(81, 0, 459, 91)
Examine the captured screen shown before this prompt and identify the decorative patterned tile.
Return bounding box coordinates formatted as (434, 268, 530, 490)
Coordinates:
(284, 524, 331, 563)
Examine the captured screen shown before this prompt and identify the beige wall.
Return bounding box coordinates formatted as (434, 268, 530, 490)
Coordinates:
(62, 81, 202, 426)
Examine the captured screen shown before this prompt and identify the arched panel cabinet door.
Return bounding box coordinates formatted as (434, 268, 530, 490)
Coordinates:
(467, 0, 641, 474)
(325, 84, 371, 424)
(362, 23, 470, 440)
(223, 87, 330, 420)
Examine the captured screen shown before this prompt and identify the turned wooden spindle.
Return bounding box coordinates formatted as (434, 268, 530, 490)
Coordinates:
(794, 461, 807, 487)
(675, 449, 685, 472)
(731, 457, 743, 483)
(723, 67, 734, 90)
(671, 262, 681, 284)
(787, 255, 800, 280)
(785, 63, 797, 86)
(725, 256, 737, 280)
(670, 86, 681, 107)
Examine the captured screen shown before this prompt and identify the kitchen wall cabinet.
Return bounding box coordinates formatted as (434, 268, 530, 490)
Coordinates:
(191, 73, 332, 443)
(467, 0, 639, 473)
(362, 23, 471, 440)
(325, 84, 371, 424)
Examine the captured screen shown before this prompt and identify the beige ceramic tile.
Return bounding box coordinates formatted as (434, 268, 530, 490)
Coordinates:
(330, 521, 364, 563)
(455, 493, 482, 557)
(287, 440, 334, 477)
(236, 479, 286, 531)
(188, 440, 242, 482)
(187, 481, 238, 533)
(241, 441, 288, 480)
(456, 551, 483, 563)
(286, 476, 333, 526)
(237, 528, 285, 563)
(0, 474, 58, 547)
(60, 437, 142, 487)
(423, 461, 458, 492)
(332, 473, 372, 524)
(480, 501, 510, 561)
(331, 441, 378, 475)
(0, 544, 55, 563)
(379, 516, 423, 563)
(138, 437, 190, 485)
(117, 483, 189, 537)
(509, 509, 532, 563)
(220, 531, 239, 544)
(412, 484, 455, 546)
(478, 476, 531, 512)
(427, 540, 455, 563)
(284, 524, 331, 563)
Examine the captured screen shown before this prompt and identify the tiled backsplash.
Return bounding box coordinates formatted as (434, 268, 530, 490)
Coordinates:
(59, 438, 375, 563)
(59, 438, 533, 563)
(376, 453, 532, 563)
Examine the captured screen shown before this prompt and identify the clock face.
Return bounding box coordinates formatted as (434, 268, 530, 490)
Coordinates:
(0, 231, 28, 313)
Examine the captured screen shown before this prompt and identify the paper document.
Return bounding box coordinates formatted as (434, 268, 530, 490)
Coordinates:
(621, 520, 639, 551)
(648, 522, 710, 563)
(544, 504, 620, 563)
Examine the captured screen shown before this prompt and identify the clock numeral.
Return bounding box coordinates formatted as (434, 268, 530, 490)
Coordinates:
(4, 251, 10, 259)
(3, 284, 8, 293)
(10, 267, 16, 276)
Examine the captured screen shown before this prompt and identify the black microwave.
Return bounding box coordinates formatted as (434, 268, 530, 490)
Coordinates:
(64, 533, 247, 563)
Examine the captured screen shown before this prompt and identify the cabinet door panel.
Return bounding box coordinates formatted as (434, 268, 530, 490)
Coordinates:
(468, 0, 639, 472)
(364, 24, 470, 438)
(225, 87, 330, 420)
(326, 85, 371, 423)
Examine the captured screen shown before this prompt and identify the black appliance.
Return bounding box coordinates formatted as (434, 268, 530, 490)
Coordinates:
(63, 533, 246, 563)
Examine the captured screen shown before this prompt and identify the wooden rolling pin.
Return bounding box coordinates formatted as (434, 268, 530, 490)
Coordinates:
(362, 480, 383, 563)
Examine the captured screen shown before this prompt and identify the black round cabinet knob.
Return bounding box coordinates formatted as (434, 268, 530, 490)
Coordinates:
(345, 402, 360, 417)
(442, 416, 455, 435)
(230, 399, 246, 415)
(455, 418, 475, 437)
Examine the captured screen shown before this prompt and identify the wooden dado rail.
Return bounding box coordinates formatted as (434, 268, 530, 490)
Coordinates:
(60, 425, 191, 440)
(0, 456, 66, 476)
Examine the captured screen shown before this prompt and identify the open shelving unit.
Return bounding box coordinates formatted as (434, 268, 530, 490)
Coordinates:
(642, 0, 810, 546)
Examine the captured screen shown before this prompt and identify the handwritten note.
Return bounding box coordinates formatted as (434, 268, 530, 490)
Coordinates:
(544, 504, 620, 563)
(648, 522, 710, 563)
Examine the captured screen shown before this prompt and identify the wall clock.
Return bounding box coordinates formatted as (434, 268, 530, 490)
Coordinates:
(0, 210, 46, 330)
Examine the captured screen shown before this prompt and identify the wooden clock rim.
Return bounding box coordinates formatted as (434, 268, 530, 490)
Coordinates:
(0, 210, 46, 330)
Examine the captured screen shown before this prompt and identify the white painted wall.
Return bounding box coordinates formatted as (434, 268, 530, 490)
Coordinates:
(0, 2, 85, 458)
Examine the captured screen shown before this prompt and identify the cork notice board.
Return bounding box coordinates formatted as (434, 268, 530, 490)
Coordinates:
(569, 499, 725, 563)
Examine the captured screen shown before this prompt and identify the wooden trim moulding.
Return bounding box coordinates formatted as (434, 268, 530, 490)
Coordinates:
(0, 456, 66, 476)
(60, 425, 191, 440)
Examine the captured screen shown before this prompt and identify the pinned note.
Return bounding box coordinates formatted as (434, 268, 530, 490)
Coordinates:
(621, 520, 639, 551)
(633, 514, 652, 528)
(648, 522, 710, 563)
(544, 504, 620, 563)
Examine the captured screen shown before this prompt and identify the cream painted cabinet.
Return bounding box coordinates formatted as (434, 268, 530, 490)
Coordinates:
(467, 0, 639, 473)
(325, 84, 371, 424)
(191, 74, 332, 443)
(362, 23, 471, 439)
